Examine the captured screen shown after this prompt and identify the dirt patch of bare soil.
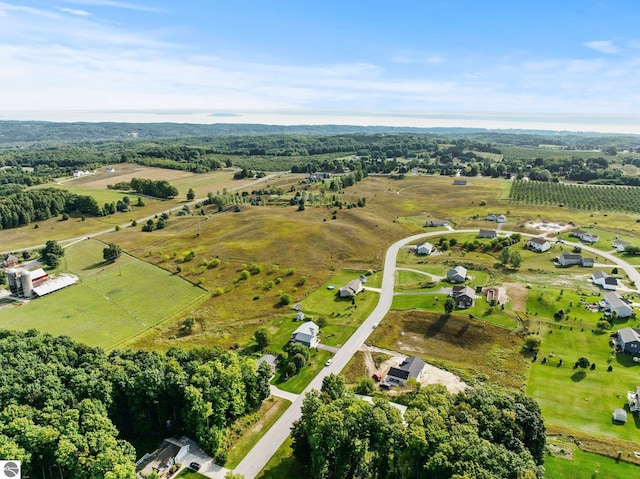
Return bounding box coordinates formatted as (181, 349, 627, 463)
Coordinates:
(547, 443, 574, 460)
(503, 282, 527, 312)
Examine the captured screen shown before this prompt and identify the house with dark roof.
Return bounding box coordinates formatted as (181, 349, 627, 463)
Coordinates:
(592, 271, 617, 290)
(617, 327, 640, 354)
(339, 279, 364, 297)
(446, 265, 467, 283)
(382, 356, 426, 387)
(135, 438, 189, 479)
(452, 179, 467, 185)
(291, 321, 319, 348)
(526, 237, 550, 253)
(478, 229, 497, 239)
(451, 285, 475, 309)
(556, 253, 593, 267)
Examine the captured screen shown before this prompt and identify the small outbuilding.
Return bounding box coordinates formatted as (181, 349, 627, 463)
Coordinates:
(613, 408, 628, 423)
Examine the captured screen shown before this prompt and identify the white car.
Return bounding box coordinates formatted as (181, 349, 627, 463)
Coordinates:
(372, 323, 378, 329)
(325, 359, 333, 366)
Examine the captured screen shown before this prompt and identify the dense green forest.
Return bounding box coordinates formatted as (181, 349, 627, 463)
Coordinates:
(292, 376, 545, 479)
(0, 330, 271, 478)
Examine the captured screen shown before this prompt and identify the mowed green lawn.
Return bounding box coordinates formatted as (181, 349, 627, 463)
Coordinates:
(0, 240, 207, 349)
(545, 442, 640, 479)
(527, 322, 640, 442)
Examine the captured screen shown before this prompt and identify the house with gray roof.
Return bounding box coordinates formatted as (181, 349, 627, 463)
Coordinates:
(478, 229, 497, 239)
(339, 279, 364, 297)
(570, 229, 599, 243)
(136, 438, 189, 479)
(601, 292, 632, 318)
(617, 327, 640, 354)
(291, 321, 319, 348)
(526, 237, 550, 253)
(556, 253, 593, 267)
(612, 239, 631, 252)
(451, 285, 475, 309)
(416, 242, 434, 255)
(383, 356, 426, 387)
(446, 265, 467, 283)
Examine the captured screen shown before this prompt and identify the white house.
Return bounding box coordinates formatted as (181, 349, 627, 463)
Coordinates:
(570, 229, 599, 243)
(416, 242, 434, 255)
(600, 291, 632, 318)
(612, 239, 631, 252)
(526, 237, 550, 253)
(446, 265, 467, 283)
(496, 214, 507, 223)
(592, 271, 617, 290)
(291, 321, 319, 348)
(339, 279, 364, 297)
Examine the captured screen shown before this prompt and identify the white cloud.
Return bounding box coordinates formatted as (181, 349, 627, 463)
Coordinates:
(58, 7, 91, 16)
(62, 0, 164, 13)
(584, 40, 619, 54)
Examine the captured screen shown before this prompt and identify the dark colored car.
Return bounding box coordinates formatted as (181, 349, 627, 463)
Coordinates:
(189, 462, 201, 471)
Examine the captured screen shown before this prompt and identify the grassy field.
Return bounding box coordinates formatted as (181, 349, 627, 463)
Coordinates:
(255, 437, 308, 479)
(225, 397, 291, 469)
(368, 310, 529, 388)
(0, 240, 207, 349)
(545, 437, 640, 479)
(527, 319, 640, 442)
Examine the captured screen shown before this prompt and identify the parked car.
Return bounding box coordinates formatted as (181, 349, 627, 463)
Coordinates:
(372, 373, 381, 382)
(189, 462, 201, 471)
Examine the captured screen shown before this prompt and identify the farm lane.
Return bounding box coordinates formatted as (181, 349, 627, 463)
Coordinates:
(0, 172, 286, 256)
(234, 227, 640, 478)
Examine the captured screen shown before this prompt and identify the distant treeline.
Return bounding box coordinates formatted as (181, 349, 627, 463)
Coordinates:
(108, 177, 179, 198)
(2, 120, 640, 151)
(0, 187, 101, 229)
(0, 329, 271, 478)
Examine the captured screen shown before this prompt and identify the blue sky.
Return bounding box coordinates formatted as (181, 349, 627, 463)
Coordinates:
(1, 0, 640, 131)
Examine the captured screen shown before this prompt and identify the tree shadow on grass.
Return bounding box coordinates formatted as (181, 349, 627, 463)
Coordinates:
(426, 314, 449, 338)
(570, 370, 587, 382)
(615, 353, 638, 368)
(82, 260, 111, 271)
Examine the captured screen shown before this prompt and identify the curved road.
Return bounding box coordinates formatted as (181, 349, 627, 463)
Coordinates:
(234, 228, 640, 478)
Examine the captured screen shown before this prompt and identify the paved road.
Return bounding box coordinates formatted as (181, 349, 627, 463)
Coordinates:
(234, 228, 640, 478)
(233, 229, 478, 478)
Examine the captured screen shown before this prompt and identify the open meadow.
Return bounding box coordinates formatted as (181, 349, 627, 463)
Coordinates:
(0, 239, 207, 349)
